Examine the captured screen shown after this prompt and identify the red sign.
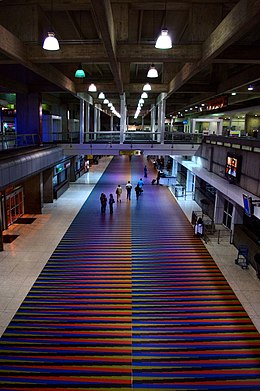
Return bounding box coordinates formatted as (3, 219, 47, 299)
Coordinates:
(206, 96, 228, 111)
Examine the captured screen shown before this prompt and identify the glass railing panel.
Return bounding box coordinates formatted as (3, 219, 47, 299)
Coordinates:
(124, 132, 158, 143)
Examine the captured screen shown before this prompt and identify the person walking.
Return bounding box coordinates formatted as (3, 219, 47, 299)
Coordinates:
(125, 181, 132, 200)
(100, 193, 107, 213)
(144, 165, 148, 178)
(108, 193, 115, 214)
(156, 170, 161, 185)
(135, 184, 142, 200)
(194, 217, 204, 237)
(138, 178, 144, 190)
(115, 184, 122, 203)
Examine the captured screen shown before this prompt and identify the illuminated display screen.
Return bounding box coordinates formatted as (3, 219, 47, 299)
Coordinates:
(225, 153, 242, 183)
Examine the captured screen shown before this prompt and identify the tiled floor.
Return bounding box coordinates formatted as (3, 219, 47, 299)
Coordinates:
(0, 155, 260, 337)
(177, 196, 260, 333)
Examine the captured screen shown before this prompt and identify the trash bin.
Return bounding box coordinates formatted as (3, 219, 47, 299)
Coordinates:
(235, 245, 249, 269)
(254, 253, 260, 279)
(175, 185, 183, 197)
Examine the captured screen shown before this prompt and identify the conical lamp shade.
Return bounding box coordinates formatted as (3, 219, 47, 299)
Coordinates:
(155, 29, 172, 49)
(143, 83, 151, 91)
(75, 65, 85, 78)
(88, 83, 97, 92)
(43, 32, 60, 51)
(147, 65, 158, 78)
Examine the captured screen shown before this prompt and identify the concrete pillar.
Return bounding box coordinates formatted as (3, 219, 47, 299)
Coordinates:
(110, 114, 114, 131)
(186, 170, 195, 193)
(69, 156, 77, 182)
(85, 102, 90, 142)
(97, 105, 101, 132)
(159, 98, 166, 144)
(93, 106, 97, 141)
(191, 119, 196, 133)
(0, 217, 3, 250)
(120, 93, 126, 144)
(16, 92, 42, 143)
(172, 159, 178, 177)
(43, 168, 54, 203)
(79, 99, 85, 144)
(23, 173, 42, 214)
(151, 104, 156, 141)
(156, 93, 167, 144)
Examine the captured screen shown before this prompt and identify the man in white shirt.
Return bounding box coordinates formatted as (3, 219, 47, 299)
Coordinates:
(125, 181, 132, 200)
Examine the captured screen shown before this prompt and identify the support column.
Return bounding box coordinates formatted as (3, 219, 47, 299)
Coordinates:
(16, 92, 42, 144)
(93, 105, 99, 141)
(43, 168, 54, 203)
(186, 170, 195, 193)
(157, 93, 167, 144)
(110, 114, 114, 131)
(0, 215, 3, 250)
(120, 93, 126, 144)
(79, 99, 85, 144)
(85, 102, 90, 142)
(23, 173, 42, 214)
(96, 105, 101, 133)
(151, 104, 156, 141)
(172, 159, 178, 177)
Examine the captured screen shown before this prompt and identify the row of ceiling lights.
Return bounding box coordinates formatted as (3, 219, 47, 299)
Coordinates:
(41, 6, 257, 122)
(42, 24, 172, 52)
(42, 2, 172, 121)
(133, 64, 161, 118)
(176, 86, 256, 117)
(98, 93, 121, 118)
(231, 85, 255, 95)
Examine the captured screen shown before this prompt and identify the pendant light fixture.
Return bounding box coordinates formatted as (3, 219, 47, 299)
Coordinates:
(155, 1, 172, 49)
(98, 92, 105, 99)
(43, 0, 60, 51)
(75, 64, 85, 78)
(143, 83, 151, 91)
(147, 64, 158, 78)
(88, 83, 97, 92)
(43, 32, 60, 51)
(74, 12, 85, 77)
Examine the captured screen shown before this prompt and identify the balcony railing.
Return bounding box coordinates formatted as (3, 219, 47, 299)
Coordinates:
(0, 132, 41, 151)
(2, 130, 260, 152)
(2, 130, 235, 151)
(48, 131, 204, 145)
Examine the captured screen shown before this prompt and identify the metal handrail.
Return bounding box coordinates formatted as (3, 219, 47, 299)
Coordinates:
(0, 133, 41, 151)
(1, 130, 204, 150)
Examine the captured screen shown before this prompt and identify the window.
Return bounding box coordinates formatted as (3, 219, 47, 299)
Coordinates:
(223, 199, 233, 230)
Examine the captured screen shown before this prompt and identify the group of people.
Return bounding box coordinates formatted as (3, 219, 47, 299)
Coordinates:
(100, 177, 145, 213)
(100, 193, 115, 214)
(125, 178, 144, 201)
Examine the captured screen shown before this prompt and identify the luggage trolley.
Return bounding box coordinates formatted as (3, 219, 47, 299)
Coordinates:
(235, 245, 249, 269)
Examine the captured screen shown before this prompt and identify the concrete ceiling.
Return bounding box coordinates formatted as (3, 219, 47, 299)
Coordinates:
(0, 0, 259, 120)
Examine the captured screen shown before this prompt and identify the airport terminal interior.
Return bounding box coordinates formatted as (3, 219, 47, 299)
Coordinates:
(0, 0, 260, 389)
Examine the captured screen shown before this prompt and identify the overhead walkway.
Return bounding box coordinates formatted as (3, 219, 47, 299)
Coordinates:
(59, 130, 202, 156)
(1, 155, 260, 390)
(0, 130, 202, 156)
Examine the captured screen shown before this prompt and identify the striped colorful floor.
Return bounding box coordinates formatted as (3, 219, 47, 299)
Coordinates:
(1, 155, 260, 390)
